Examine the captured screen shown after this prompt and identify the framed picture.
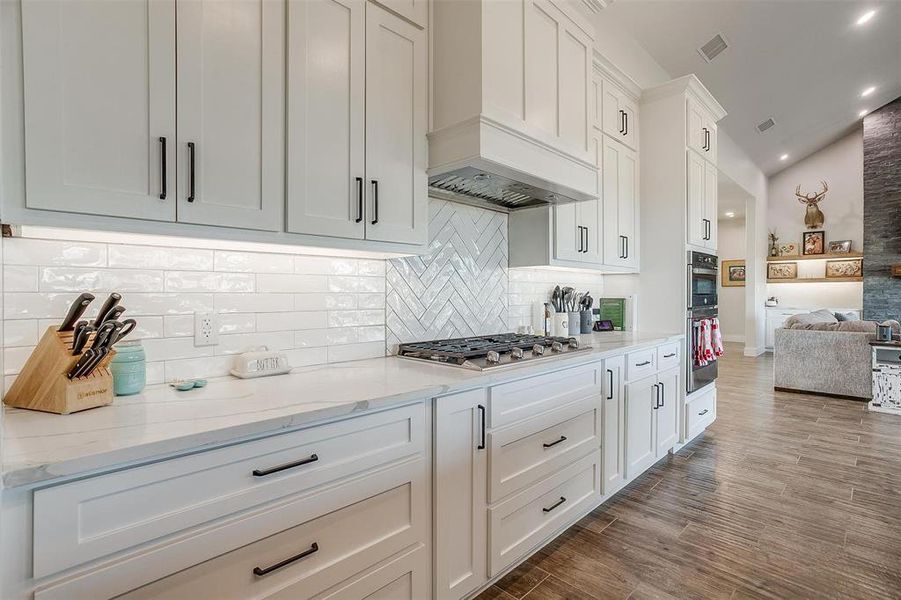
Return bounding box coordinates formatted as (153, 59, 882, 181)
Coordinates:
(802, 230, 825, 255)
(779, 242, 798, 256)
(721, 260, 746, 287)
(768, 262, 798, 280)
(826, 258, 862, 278)
(828, 240, 852, 254)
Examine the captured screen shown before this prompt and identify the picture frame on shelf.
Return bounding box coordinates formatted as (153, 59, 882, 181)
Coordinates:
(802, 230, 825, 255)
(721, 260, 746, 287)
(828, 240, 852, 254)
(768, 262, 798, 280)
(826, 258, 862, 279)
(779, 242, 798, 256)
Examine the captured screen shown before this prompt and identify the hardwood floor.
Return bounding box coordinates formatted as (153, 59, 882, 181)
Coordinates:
(477, 343, 901, 599)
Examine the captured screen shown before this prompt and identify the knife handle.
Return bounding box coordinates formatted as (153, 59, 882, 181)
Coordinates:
(93, 293, 122, 327)
(71, 322, 92, 355)
(99, 305, 126, 326)
(68, 349, 95, 379)
(60, 293, 95, 332)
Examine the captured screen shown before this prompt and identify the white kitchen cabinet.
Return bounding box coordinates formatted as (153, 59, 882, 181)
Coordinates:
(370, 0, 426, 28)
(655, 368, 680, 457)
(602, 135, 638, 269)
(687, 150, 718, 251)
(686, 95, 717, 163)
(601, 78, 638, 151)
(176, 0, 284, 231)
(554, 133, 603, 264)
(624, 374, 657, 479)
(602, 355, 625, 495)
(704, 159, 718, 250)
(21, 0, 176, 221)
(434, 389, 488, 600)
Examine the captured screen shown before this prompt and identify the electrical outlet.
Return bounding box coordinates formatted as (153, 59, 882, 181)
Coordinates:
(194, 312, 219, 347)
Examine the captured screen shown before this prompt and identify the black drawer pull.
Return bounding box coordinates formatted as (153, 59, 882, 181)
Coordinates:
(253, 453, 318, 477)
(477, 404, 486, 450)
(635, 360, 651, 367)
(187, 142, 195, 202)
(663, 353, 676, 358)
(543, 435, 567, 448)
(542, 496, 567, 513)
(606, 368, 614, 400)
(355, 177, 363, 223)
(159, 136, 167, 200)
(253, 542, 318, 577)
(698, 408, 709, 416)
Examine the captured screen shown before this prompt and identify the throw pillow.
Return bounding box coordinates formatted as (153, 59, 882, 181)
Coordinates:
(784, 309, 839, 329)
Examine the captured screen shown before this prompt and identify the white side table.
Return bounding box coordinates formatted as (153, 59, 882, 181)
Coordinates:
(870, 341, 901, 414)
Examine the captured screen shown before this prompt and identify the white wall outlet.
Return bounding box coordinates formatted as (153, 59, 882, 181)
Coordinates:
(194, 312, 219, 347)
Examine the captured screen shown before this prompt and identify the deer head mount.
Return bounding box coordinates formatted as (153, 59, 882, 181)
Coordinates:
(796, 181, 828, 229)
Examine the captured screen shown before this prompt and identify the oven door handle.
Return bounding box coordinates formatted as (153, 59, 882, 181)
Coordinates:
(686, 263, 693, 310)
(691, 267, 718, 276)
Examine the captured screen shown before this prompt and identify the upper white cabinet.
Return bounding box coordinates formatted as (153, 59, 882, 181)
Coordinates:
(553, 133, 603, 264)
(687, 95, 717, 164)
(602, 135, 638, 269)
(176, 0, 284, 231)
(370, 0, 426, 28)
(601, 78, 638, 151)
(21, 0, 176, 222)
(687, 150, 718, 250)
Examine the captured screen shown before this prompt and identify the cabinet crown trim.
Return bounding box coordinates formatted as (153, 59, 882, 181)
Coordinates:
(592, 51, 641, 100)
(640, 75, 727, 121)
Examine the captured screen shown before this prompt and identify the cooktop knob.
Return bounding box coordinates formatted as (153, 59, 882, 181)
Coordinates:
(511, 347, 524, 359)
(532, 344, 545, 356)
(551, 341, 563, 352)
(486, 350, 501, 364)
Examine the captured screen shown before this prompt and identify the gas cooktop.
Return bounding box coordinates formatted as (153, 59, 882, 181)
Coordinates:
(397, 333, 591, 370)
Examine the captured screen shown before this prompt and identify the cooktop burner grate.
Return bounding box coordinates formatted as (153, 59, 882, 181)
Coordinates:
(398, 333, 577, 359)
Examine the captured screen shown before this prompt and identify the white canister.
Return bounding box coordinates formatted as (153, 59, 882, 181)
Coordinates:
(551, 313, 569, 337)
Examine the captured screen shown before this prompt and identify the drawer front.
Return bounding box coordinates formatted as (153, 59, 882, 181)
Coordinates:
(657, 342, 680, 372)
(685, 387, 716, 440)
(118, 478, 425, 600)
(489, 396, 600, 503)
(625, 348, 656, 381)
(488, 453, 601, 576)
(312, 544, 429, 600)
(33, 402, 426, 578)
(489, 362, 602, 428)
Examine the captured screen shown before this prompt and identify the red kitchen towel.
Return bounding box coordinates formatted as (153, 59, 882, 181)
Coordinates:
(695, 319, 715, 366)
(711, 317, 724, 357)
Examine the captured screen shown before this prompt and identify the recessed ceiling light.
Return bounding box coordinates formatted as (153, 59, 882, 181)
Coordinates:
(780, 154, 789, 161)
(856, 10, 876, 25)
(861, 86, 876, 97)
(725, 211, 735, 218)
(859, 109, 869, 117)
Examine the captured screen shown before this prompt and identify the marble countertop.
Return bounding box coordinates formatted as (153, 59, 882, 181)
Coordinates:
(2, 331, 681, 489)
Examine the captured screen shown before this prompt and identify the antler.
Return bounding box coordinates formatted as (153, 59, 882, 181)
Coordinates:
(814, 180, 828, 202)
(796, 182, 828, 204)
(796, 185, 809, 205)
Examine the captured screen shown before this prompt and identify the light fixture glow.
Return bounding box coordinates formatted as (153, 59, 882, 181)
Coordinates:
(861, 86, 876, 97)
(856, 10, 876, 25)
(859, 109, 869, 117)
(780, 154, 789, 161)
(725, 211, 735, 218)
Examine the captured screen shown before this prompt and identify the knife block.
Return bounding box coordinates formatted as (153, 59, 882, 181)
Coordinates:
(4, 327, 116, 414)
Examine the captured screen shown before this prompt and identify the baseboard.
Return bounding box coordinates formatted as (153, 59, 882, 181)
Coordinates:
(743, 346, 765, 357)
(723, 334, 745, 343)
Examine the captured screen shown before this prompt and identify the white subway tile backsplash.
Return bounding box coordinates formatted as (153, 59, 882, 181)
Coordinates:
(5, 293, 81, 320)
(3, 320, 38, 348)
(164, 315, 194, 337)
(257, 274, 329, 293)
(108, 245, 214, 271)
(214, 293, 293, 313)
(126, 293, 215, 316)
(284, 347, 328, 368)
(327, 341, 385, 363)
(143, 338, 213, 362)
(257, 311, 328, 332)
(294, 329, 328, 348)
(4, 239, 106, 267)
(164, 271, 255, 293)
(217, 331, 294, 355)
(4, 266, 38, 292)
(219, 314, 256, 334)
(358, 293, 386, 309)
(164, 356, 234, 381)
(214, 250, 294, 274)
(40, 267, 165, 292)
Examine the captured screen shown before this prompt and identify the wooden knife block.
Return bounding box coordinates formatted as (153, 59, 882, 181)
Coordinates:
(4, 327, 116, 415)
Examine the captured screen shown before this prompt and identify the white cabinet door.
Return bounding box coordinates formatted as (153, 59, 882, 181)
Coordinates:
(655, 368, 680, 457)
(624, 374, 657, 479)
(686, 96, 706, 155)
(602, 355, 625, 494)
(21, 0, 176, 221)
(687, 150, 707, 248)
(176, 0, 284, 231)
(554, 203, 581, 262)
(364, 3, 427, 244)
(602, 136, 638, 268)
(582, 132, 604, 264)
(369, 0, 427, 28)
(704, 116, 718, 163)
(434, 390, 488, 600)
(618, 142, 638, 268)
(704, 160, 718, 250)
(602, 79, 638, 151)
(286, 0, 366, 239)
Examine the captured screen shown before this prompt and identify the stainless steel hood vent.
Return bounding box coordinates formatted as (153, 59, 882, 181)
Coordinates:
(428, 167, 579, 211)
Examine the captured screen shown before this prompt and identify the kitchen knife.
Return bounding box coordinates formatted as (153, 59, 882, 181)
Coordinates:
(92, 293, 122, 327)
(99, 305, 126, 325)
(91, 321, 117, 350)
(71, 322, 92, 355)
(59, 293, 95, 332)
(67, 348, 95, 379)
(83, 321, 124, 376)
(80, 347, 109, 378)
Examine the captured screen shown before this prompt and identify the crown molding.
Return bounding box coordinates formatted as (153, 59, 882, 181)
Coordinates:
(640, 74, 727, 121)
(592, 50, 642, 100)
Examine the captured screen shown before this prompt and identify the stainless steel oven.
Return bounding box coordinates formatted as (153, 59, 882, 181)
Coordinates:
(688, 305, 718, 393)
(688, 251, 718, 308)
(687, 251, 718, 394)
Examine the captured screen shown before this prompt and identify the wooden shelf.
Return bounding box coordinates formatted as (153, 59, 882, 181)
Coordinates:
(767, 251, 863, 263)
(767, 277, 862, 284)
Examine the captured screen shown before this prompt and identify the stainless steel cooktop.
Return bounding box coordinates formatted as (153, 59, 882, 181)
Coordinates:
(397, 333, 591, 371)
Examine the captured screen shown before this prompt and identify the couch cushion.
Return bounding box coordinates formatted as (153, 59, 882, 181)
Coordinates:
(802, 321, 877, 333)
(784, 309, 839, 329)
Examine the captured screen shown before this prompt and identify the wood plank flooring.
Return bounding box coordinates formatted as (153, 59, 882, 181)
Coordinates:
(477, 344, 901, 599)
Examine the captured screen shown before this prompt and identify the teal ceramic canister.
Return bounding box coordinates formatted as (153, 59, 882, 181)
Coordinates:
(110, 339, 146, 396)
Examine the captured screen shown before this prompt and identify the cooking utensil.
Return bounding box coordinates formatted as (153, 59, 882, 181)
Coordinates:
(112, 319, 137, 344)
(71, 322, 93, 355)
(551, 286, 562, 312)
(92, 293, 121, 327)
(82, 321, 125, 377)
(68, 349, 96, 379)
(59, 293, 95, 332)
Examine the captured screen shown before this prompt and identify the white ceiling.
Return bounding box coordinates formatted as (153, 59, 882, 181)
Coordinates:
(602, 0, 901, 176)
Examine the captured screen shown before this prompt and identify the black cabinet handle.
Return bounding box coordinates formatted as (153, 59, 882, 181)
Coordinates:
(584, 226, 589, 253)
(577, 226, 584, 253)
(659, 382, 665, 406)
(619, 110, 625, 134)
(355, 177, 363, 223)
(664, 353, 676, 358)
(252, 453, 318, 477)
(159, 137, 167, 200)
(624, 113, 629, 136)
(370, 180, 379, 225)
(635, 360, 651, 367)
(619, 235, 626, 259)
(187, 142, 195, 202)
(543, 496, 567, 513)
(543, 435, 567, 449)
(625, 236, 629, 259)
(653, 383, 660, 409)
(477, 404, 486, 450)
(253, 542, 318, 577)
(698, 408, 709, 416)
(607, 369, 614, 400)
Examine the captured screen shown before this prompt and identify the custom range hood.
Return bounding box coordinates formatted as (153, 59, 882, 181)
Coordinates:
(427, 0, 603, 212)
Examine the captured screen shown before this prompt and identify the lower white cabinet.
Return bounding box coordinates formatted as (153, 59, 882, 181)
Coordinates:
(655, 368, 680, 456)
(624, 367, 681, 479)
(602, 355, 625, 495)
(685, 385, 717, 442)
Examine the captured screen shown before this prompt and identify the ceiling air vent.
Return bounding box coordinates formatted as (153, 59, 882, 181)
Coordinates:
(756, 118, 776, 134)
(698, 33, 728, 63)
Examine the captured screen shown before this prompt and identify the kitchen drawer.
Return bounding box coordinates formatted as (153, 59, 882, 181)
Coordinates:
(488, 452, 600, 576)
(33, 402, 426, 579)
(117, 479, 424, 600)
(311, 544, 429, 600)
(625, 348, 656, 381)
(685, 387, 716, 441)
(657, 342, 681, 372)
(489, 395, 600, 503)
(489, 362, 602, 428)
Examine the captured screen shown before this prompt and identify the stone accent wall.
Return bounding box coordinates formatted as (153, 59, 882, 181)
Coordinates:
(863, 96, 901, 321)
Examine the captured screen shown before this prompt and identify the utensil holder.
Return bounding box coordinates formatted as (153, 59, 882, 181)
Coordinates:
(579, 310, 593, 334)
(3, 327, 115, 414)
(551, 313, 569, 337)
(567, 312, 580, 336)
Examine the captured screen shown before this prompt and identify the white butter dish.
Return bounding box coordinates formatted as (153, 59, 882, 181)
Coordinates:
(230, 346, 292, 379)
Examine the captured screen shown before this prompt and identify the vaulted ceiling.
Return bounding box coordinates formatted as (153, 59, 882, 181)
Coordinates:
(602, 0, 901, 175)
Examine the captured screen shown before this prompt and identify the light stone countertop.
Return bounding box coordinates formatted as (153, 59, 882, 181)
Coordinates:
(2, 331, 681, 489)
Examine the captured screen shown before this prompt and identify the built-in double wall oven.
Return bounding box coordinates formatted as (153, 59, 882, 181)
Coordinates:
(687, 251, 718, 394)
